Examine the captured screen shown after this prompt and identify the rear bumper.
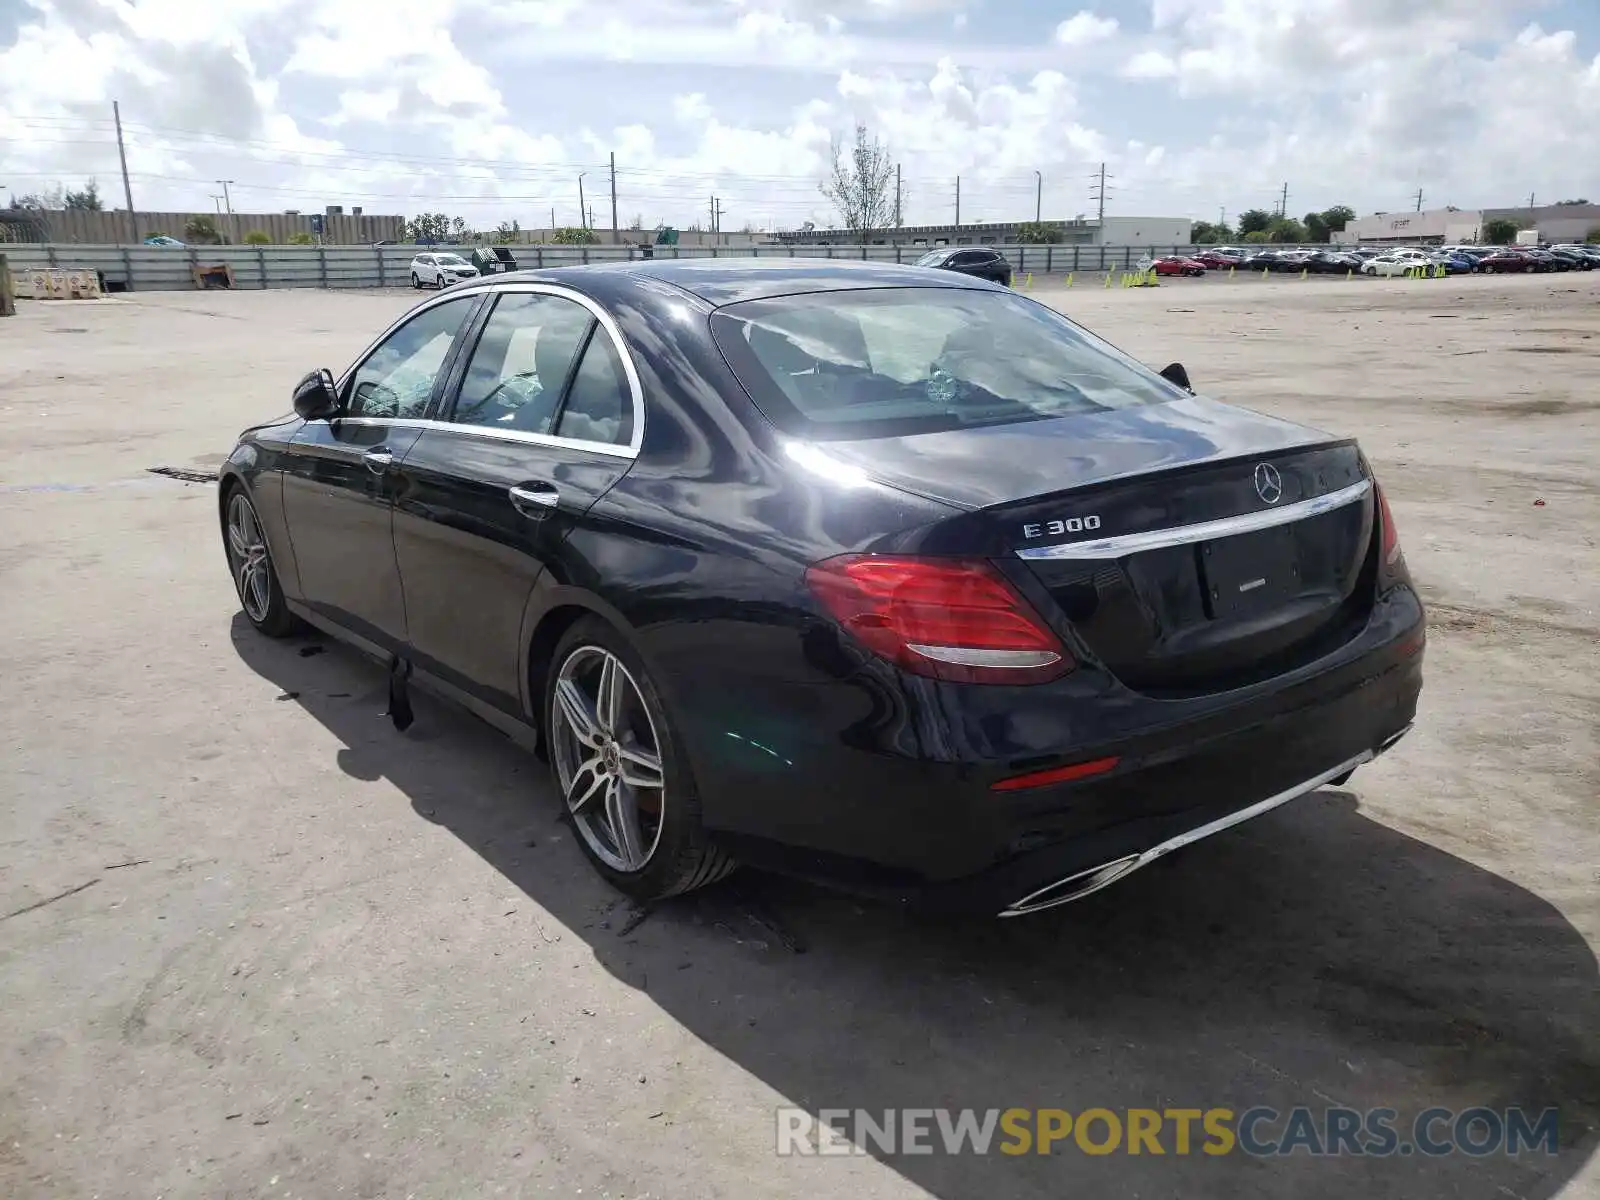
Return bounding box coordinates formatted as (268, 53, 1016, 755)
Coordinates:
(699, 594, 1424, 915)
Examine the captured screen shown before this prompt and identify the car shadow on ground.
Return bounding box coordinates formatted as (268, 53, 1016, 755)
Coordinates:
(232, 617, 1599, 1200)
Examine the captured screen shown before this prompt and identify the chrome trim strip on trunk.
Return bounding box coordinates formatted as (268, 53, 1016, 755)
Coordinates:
(998, 749, 1374, 917)
(1015, 477, 1372, 561)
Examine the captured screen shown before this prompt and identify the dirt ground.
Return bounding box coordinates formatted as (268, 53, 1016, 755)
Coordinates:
(1, 272, 1596, 1200)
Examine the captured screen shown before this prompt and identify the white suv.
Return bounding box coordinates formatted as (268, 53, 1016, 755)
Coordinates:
(409, 251, 478, 289)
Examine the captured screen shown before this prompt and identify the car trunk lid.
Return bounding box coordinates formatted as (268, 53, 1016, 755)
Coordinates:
(825, 398, 1378, 696)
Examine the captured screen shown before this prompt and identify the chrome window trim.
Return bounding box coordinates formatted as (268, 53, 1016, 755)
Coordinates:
(333, 280, 645, 459)
(1014, 477, 1372, 561)
(331, 415, 635, 460)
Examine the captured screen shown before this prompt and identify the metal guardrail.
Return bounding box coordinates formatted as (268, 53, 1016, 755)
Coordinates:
(0, 242, 1221, 293)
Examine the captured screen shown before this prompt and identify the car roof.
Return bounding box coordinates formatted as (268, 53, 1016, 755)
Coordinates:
(475, 256, 1005, 307)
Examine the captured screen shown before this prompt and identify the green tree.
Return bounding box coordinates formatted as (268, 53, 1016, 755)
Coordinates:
(628, 214, 644, 231)
(819, 123, 895, 245)
(287, 231, 315, 245)
(1015, 220, 1065, 244)
(243, 230, 272, 245)
(1242, 230, 1271, 244)
(1303, 211, 1329, 243)
(1189, 220, 1234, 244)
(1237, 208, 1273, 235)
(550, 226, 599, 245)
(1555, 199, 1590, 206)
(1586, 227, 1600, 244)
(404, 212, 452, 242)
(492, 219, 521, 242)
(1321, 205, 1355, 232)
(183, 214, 221, 244)
(1482, 218, 1520, 245)
(1267, 216, 1307, 243)
(63, 181, 103, 211)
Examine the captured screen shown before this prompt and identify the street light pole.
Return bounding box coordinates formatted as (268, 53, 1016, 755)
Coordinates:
(1034, 170, 1042, 223)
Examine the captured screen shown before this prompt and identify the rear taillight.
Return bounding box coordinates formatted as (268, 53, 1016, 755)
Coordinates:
(1375, 481, 1402, 565)
(804, 554, 1073, 684)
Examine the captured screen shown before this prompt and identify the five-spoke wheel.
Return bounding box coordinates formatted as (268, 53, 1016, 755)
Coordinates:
(550, 645, 665, 873)
(544, 619, 735, 900)
(223, 487, 298, 637)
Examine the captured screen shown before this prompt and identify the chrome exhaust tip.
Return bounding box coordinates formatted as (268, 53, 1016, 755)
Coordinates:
(1377, 722, 1414, 754)
(995, 750, 1373, 918)
(998, 855, 1142, 917)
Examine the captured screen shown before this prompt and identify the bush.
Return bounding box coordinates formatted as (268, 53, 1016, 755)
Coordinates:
(287, 231, 315, 245)
(1586, 226, 1600, 244)
(549, 226, 599, 245)
(243, 230, 271, 245)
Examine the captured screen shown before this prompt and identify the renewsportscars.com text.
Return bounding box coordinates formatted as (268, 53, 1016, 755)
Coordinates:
(775, 1106, 1560, 1158)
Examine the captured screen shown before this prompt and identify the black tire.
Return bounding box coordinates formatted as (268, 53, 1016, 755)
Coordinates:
(411, 272, 420, 289)
(221, 483, 300, 638)
(544, 616, 736, 902)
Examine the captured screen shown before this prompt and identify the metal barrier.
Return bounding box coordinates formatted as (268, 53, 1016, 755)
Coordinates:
(0, 242, 1228, 293)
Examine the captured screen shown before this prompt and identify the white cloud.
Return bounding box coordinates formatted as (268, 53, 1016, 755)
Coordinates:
(1122, 49, 1178, 78)
(1054, 11, 1118, 46)
(0, 0, 1596, 232)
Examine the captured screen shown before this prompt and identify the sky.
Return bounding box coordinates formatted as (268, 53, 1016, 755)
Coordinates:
(1, 0, 1598, 233)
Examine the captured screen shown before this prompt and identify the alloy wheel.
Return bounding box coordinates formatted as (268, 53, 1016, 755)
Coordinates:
(225, 492, 272, 623)
(550, 646, 666, 873)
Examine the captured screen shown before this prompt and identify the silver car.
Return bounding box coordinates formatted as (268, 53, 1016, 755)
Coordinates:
(409, 251, 478, 289)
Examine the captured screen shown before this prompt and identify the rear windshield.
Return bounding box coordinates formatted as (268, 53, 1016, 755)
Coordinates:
(711, 287, 1184, 440)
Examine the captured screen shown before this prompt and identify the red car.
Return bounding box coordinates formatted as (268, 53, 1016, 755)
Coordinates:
(1152, 256, 1207, 277)
(1477, 251, 1535, 273)
(1191, 250, 1242, 270)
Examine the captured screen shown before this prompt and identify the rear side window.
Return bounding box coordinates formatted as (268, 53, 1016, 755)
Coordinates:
(451, 293, 593, 434)
(554, 330, 634, 447)
(712, 287, 1185, 440)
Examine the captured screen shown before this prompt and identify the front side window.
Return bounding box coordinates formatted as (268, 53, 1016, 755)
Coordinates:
(914, 250, 947, 267)
(451, 293, 594, 434)
(713, 287, 1186, 441)
(346, 297, 475, 418)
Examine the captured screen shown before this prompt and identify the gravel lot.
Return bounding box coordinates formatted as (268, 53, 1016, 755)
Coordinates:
(1, 272, 1596, 1200)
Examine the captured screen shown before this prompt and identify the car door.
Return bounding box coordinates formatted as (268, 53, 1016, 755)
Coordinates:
(392, 285, 640, 715)
(281, 293, 481, 651)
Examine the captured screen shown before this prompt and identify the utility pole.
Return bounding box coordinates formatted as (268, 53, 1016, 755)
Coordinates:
(217, 179, 235, 242)
(1279, 181, 1289, 217)
(1528, 191, 1537, 211)
(1034, 170, 1042, 223)
(113, 100, 137, 242)
(608, 152, 619, 244)
(550, 206, 556, 233)
(708, 194, 716, 234)
(1219, 205, 1226, 228)
(954, 176, 960, 227)
(894, 163, 902, 227)
(1413, 188, 1424, 212)
(577, 172, 588, 228)
(714, 198, 724, 244)
(1090, 162, 1111, 225)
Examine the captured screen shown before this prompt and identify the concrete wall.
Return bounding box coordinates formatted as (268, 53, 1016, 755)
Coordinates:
(1, 241, 1213, 293)
(1097, 217, 1194, 247)
(6, 209, 405, 245)
(1339, 203, 1600, 245)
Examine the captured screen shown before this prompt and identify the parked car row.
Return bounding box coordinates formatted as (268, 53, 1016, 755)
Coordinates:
(1135, 241, 1600, 279)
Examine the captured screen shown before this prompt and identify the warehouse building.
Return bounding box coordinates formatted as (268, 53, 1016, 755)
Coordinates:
(1335, 203, 1600, 246)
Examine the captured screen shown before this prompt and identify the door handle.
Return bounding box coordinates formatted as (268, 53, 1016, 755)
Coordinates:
(363, 448, 394, 474)
(509, 483, 560, 516)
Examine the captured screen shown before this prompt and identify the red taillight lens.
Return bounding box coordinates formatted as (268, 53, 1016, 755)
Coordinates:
(1376, 481, 1402, 565)
(804, 554, 1073, 684)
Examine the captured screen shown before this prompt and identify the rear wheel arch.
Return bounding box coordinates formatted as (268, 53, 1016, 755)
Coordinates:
(523, 591, 655, 758)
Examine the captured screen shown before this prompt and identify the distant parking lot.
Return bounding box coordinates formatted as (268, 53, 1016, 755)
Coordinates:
(1, 272, 1596, 1199)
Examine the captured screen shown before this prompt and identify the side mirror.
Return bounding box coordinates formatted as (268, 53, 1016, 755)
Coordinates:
(293, 368, 340, 420)
(1159, 362, 1193, 392)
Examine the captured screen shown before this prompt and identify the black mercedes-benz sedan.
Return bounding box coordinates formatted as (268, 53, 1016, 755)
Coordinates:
(220, 259, 1424, 916)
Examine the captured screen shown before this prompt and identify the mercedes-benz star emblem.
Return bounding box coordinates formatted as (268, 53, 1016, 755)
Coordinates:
(1254, 462, 1284, 505)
